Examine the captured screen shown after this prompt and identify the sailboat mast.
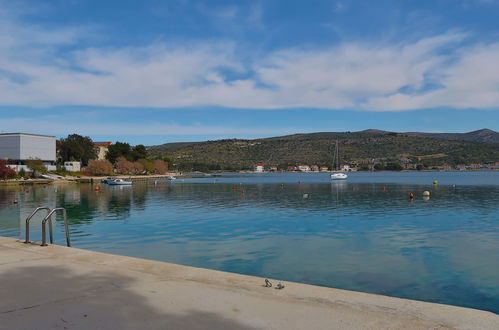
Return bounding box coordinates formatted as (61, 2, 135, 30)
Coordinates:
(336, 140, 339, 171)
(331, 140, 336, 171)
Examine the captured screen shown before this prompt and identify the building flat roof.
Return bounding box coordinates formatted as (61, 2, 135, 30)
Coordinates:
(0, 132, 56, 138)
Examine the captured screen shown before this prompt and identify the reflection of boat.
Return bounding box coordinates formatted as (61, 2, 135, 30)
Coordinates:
(107, 179, 133, 185)
(330, 140, 348, 180)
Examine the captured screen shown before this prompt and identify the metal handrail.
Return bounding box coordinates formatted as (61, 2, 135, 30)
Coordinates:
(24, 207, 51, 244)
(41, 208, 71, 247)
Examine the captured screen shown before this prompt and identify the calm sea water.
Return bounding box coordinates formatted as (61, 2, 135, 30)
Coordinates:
(1, 171, 498, 313)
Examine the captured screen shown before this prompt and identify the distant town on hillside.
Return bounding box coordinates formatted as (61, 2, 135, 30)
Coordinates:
(148, 129, 499, 172)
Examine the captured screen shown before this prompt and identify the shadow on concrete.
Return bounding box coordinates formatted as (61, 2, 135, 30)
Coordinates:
(0, 264, 261, 330)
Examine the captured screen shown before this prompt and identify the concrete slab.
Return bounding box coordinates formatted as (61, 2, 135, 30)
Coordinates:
(0, 236, 498, 330)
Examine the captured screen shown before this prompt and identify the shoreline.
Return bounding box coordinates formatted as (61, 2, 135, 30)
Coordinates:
(0, 236, 497, 329)
(1, 169, 498, 186)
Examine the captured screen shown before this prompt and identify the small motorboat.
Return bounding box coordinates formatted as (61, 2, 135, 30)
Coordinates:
(101, 177, 117, 184)
(166, 176, 176, 180)
(107, 178, 133, 185)
(331, 172, 348, 180)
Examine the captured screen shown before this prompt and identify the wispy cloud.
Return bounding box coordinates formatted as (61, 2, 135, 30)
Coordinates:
(0, 2, 498, 112)
(0, 116, 303, 138)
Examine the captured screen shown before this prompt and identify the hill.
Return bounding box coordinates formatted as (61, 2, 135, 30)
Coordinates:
(147, 129, 499, 170)
(404, 129, 499, 144)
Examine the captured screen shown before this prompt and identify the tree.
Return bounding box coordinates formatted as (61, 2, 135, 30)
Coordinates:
(26, 158, 47, 177)
(153, 160, 168, 174)
(85, 160, 113, 175)
(106, 142, 132, 164)
(18, 167, 26, 178)
(58, 134, 97, 166)
(0, 160, 16, 180)
(115, 157, 134, 174)
(131, 145, 147, 161)
(384, 162, 403, 171)
(138, 159, 154, 173)
(133, 161, 144, 174)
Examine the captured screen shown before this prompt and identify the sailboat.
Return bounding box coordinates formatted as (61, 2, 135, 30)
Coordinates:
(331, 140, 348, 180)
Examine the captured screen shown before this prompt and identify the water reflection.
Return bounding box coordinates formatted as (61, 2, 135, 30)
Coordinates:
(0, 174, 499, 313)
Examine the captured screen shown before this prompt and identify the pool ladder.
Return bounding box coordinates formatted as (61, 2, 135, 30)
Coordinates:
(24, 207, 71, 247)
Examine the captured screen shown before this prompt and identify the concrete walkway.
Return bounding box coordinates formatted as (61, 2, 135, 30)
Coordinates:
(0, 236, 497, 330)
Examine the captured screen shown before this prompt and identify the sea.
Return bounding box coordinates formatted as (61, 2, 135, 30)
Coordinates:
(1, 171, 498, 313)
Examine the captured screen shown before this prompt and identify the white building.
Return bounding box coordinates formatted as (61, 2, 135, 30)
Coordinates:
(0, 133, 56, 171)
(94, 141, 112, 160)
(254, 163, 265, 172)
(340, 164, 352, 172)
(64, 161, 81, 172)
(297, 164, 311, 172)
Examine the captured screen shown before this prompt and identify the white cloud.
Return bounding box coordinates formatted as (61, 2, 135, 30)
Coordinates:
(0, 4, 498, 111)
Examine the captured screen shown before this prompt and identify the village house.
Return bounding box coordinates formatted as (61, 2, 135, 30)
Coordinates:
(254, 163, 265, 172)
(297, 164, 311, 172)
(399, 155, 410, 164)
(470, 163, 481, 170)
(440, 163, 452, 171)
(64, 161, 81, 172)
(340, 164, 353, 172)
(94, 141, 112, 160)
(310, 165, 319, 172)
(319, 166, 329, 172)
(287, 165, 297, 171)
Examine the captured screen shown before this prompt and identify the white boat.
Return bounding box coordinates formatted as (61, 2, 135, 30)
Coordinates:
(101, 177, 117, 184)
(166, 176, 176, 180)
(107, 178, 133, 185)
(330, 140, 348, 180)
(331, 172, 348, 180)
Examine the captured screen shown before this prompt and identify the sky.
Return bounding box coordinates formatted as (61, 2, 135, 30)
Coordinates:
(1, 0, 499, 145)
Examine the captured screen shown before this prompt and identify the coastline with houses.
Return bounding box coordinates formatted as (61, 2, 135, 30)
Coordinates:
(1, 131, 499, 185)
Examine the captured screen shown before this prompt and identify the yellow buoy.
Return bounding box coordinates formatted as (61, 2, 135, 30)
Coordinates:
(433, 179, 438, 185)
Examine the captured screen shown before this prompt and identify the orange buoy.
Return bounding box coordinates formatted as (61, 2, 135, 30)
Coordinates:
(231, 185, 237, 190)
(95, 185, 100, 191)
(409, 193, 414, 199)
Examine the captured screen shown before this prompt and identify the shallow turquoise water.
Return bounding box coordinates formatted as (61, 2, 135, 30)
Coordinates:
(1, 172, 498, 313)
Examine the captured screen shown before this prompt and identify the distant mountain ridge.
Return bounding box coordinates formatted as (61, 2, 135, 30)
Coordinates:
(148, 129, 499, 170)
(404, 129, 499, 144)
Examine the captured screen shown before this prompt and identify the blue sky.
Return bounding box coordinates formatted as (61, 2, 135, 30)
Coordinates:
(1, 0, 499, 145)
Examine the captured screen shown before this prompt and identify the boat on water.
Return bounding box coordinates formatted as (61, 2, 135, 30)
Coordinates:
(166, 176, 176, 180)
(331, 172, 348, 180)
(330, 140, 348, 181)
(101, 177, 117, 184)
(107, 178, 133, 185)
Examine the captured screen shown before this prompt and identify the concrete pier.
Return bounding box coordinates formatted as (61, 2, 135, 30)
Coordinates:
(0, 236, 497, 330)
